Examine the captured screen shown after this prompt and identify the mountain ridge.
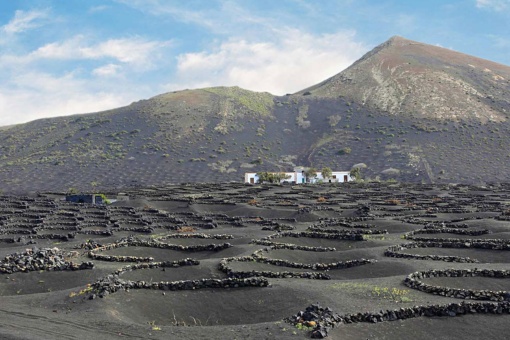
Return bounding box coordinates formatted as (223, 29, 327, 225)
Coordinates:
(0, 36, 509, 193)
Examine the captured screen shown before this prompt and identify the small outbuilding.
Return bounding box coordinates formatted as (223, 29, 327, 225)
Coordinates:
(65, 194, 106, 205)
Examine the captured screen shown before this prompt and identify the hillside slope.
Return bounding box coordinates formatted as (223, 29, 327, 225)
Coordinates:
(299, 36, 510, 122)
(0, 36, 509, 193)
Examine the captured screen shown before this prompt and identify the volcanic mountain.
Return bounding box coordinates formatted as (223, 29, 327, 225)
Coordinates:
(0, 36, 509, 193)
(300, 36, 510, 123)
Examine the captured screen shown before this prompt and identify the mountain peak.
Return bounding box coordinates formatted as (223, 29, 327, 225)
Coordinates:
(386, 35, 410, 44)
(297, 36, 510, 122)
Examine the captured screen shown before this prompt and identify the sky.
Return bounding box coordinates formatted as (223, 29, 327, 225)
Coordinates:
(0, 0, 509, 126)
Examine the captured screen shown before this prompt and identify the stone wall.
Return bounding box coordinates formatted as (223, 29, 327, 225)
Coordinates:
(287, 301, 510, 338)
(91, 275, 269, 298)
(404, 268, 510, 301)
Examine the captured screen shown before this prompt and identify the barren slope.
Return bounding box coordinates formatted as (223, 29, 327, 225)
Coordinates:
(299, 36, 510, 122)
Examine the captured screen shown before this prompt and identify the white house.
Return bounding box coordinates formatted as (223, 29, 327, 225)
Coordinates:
(245, 167, 352, 184)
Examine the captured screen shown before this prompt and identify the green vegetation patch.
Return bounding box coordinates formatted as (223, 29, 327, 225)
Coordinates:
(204, 86, 274, 117)
(330, 282, 413, 303)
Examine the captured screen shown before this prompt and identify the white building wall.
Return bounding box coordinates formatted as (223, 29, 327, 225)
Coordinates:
(245, 173, 258, 184)
(244, 170, 352, 184)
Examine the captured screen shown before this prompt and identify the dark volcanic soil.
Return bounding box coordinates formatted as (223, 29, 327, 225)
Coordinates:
(1, 181, 510, 339)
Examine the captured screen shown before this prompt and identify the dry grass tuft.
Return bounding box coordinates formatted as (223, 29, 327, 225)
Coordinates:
(386, 198, 400, 205)
(177, 226, 196, 233)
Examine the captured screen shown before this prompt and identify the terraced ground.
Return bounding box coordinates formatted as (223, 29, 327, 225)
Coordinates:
(1, 182, 510, 339)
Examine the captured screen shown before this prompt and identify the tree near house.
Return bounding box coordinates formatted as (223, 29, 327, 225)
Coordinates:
(273, 172, 291, 183)
(304, 167, 318, 182)
(321, 167, 332, 180)
(350, 167, 363, 181)
(256, 172, 291, 184)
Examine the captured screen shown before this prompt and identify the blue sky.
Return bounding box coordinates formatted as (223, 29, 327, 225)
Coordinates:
(1, 0, 509, 126)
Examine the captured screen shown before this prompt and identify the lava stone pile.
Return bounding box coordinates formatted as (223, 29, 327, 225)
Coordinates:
(0, 247, 94, 274)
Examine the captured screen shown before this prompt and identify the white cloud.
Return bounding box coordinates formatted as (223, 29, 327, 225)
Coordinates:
(92, 64, 122, 77)
(476, 0, 509, 11)
(115, 0, 287, 37)
(115, 0, 221, 30)
(0, 71, 136, 126)
(0, 32, 172, 126)
(169, 29, 366, 95)
(28, 35, 172, 69)
(1, 9, 49, 34)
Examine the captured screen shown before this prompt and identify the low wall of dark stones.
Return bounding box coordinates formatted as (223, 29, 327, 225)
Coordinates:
(91, 275, 269, 298)
(250, 231, 365, 252)
(115, 226, 154, 233)
(314, 220, 377, 229)
(384, 243, 478, 263)
(252, 249, 375, 271)
(88, 237, 232, 262)
(218, 250, 375, 280)
(398, 216, 482, 225)
(114, 258, 200, 275)
(1, 229, 33, 235)
(78, 230, 114, 236)
(89, 253, 155, 262)
(425, 208, 470, 214)
(307, 226, 388, 235)
(35, 224, 80, 230)
(404, 227, 491, 240)
(261, 224, 295, 231)
(298, 206, 335, 214)
(156, 233, 233, 240)
(421, 223, 469, 229)
(261, 231, 365, 242)
(411, 238, 510, 249)
(252, 240, 336, 252)
(404, 269, 510, 301)
(218, 256, 331, 280)
(287, 301, 510, 338)
(385, 239, 510, 263)
(24, 233, 76, 241)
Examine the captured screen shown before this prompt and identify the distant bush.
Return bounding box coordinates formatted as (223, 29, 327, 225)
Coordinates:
(256, 172, 291, 183)
(337, 147, 352, 155)
(328, 115, 342, 127)
(296, 104, 311, 129)
(381, 168, 400, 177)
